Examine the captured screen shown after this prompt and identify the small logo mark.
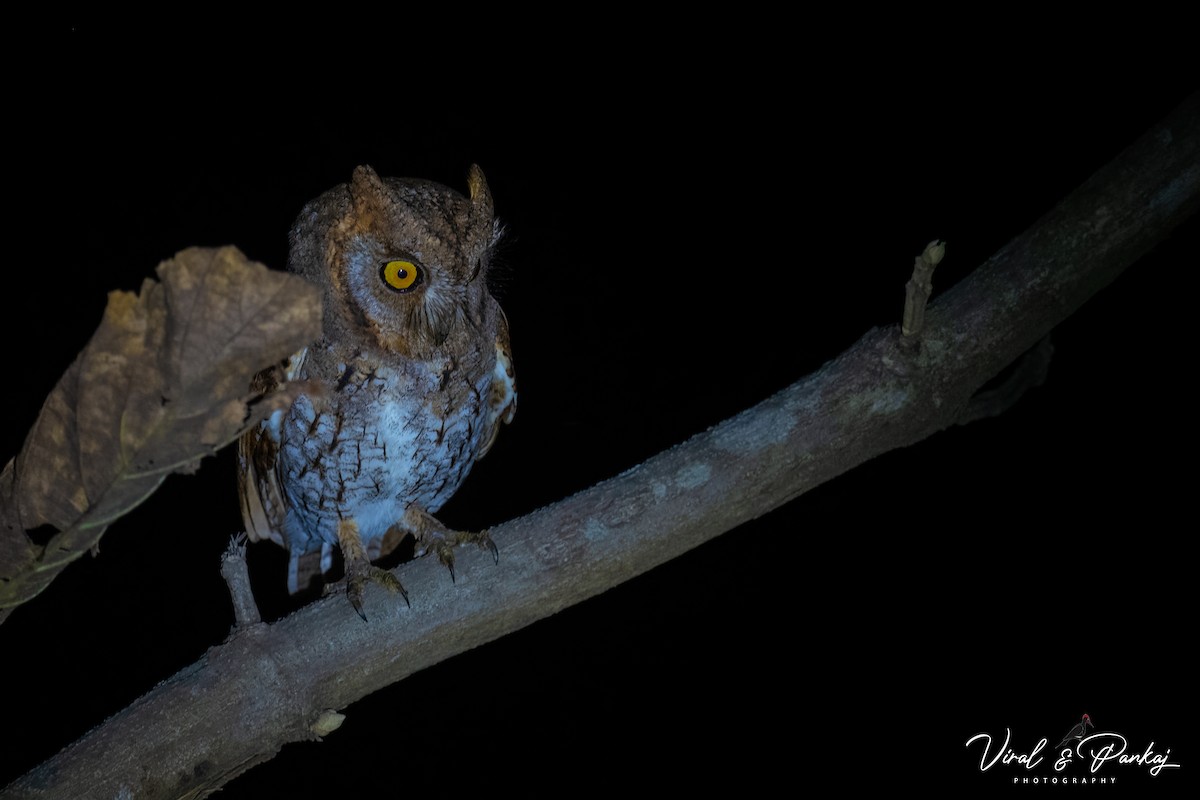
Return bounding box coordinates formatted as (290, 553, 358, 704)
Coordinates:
(1056, 713, 1095, 751)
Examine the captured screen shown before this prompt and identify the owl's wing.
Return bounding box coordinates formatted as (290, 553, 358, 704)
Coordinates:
(236, 349, 324, 593)
(237, 424, 284, 548)
(237, 353, 300, 547)
(477, 310, 517, 461)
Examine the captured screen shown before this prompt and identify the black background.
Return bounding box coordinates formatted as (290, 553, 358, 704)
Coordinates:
(0, 29, 1193, 796)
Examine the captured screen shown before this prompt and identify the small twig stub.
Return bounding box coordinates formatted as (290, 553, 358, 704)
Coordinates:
(902, 239, 946, 337)
(220, 532, 261, 627)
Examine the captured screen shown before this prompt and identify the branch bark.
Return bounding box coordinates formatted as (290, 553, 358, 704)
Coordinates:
(6, 94, 1197, 799)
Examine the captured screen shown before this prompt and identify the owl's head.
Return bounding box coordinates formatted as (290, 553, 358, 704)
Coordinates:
(290, 164, 501, 360)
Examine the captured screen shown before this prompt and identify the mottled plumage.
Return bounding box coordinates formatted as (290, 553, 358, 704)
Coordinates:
(237, 164, 515, 611)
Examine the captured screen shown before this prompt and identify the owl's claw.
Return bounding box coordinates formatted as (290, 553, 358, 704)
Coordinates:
(421, 537, 458, 582)
(404, 507, 498, 581)
(417, 528, 498, 581)
(345, 565, 410, 621)
(347, 584, 369, 622)
(338, 519, 408, 620)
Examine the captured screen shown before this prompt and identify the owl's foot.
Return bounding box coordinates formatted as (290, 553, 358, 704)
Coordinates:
(338, 519, 409, 621)
(345, 563, 409, 622)
(426, 529, 499, 583)
(405, 507, 499, 583)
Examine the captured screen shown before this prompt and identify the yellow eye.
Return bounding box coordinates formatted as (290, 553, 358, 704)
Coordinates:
(380, 260, 422, 292)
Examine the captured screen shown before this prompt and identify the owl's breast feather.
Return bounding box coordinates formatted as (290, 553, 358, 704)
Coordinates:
(277, 356, 492, 552)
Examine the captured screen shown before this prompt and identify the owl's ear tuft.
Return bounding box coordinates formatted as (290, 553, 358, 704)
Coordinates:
(466, 164, 494, 246)
(350, 165, 390, 216)
(467, 163, 491, 201)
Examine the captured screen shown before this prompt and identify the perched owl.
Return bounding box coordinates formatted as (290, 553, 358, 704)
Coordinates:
(237, 164, 516, 616)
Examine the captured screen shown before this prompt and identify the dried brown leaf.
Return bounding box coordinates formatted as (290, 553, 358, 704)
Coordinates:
(0, 246, 321, 612)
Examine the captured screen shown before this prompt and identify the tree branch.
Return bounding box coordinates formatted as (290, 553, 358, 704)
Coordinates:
(955, 335, 1054, 426)
(6, 94, 1197, 799)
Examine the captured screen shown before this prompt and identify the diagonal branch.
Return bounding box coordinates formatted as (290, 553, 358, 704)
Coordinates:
(6, 94, 1197, 799)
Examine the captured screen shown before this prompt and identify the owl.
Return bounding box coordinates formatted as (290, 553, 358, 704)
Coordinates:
(237, 164, 516, 617)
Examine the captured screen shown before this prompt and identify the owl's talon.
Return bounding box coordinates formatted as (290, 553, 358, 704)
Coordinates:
(423, 530, 497, 580)
(347, 581, 369, 622)
(430, 541, 457, 582)
(336, 519, 409, 617)
(373, 567, 410, 608)
(405, 508, 498, 580)
(458, 529, 499, 563)
(345, 564, 410, 620)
